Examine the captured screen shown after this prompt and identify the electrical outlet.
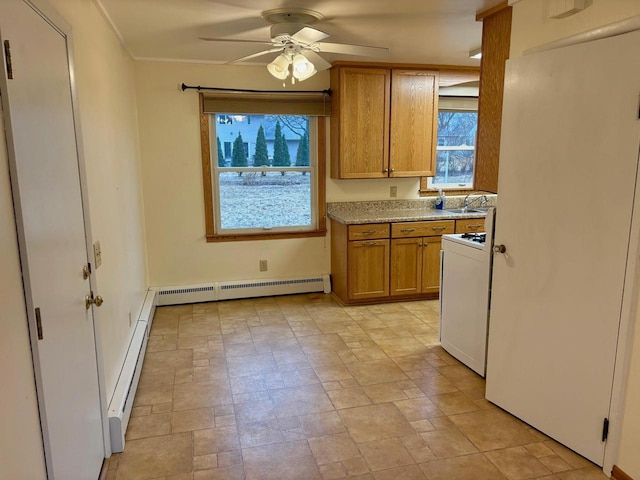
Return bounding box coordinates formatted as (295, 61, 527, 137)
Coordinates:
(259, 260, 268, 272)
(390, 186, 397, 198)
(93, 241, 102, 268)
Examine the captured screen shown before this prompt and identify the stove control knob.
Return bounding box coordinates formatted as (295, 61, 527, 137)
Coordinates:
(493, 244, 507, 254)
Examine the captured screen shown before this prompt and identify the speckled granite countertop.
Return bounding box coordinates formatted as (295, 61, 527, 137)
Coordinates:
(327, 196, 497, 225)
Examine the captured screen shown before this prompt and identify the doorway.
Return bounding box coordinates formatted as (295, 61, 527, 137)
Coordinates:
(0, 0, 106, 478)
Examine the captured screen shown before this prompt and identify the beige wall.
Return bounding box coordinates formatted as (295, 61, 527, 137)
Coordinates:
(0, 0, 148, 476)
(136, 61, 421, 287)
(510, 1, 640, 477)
(50, 0, 149, 397)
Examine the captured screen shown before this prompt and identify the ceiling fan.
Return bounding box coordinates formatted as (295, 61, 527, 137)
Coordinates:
(200, 8, 389, 83)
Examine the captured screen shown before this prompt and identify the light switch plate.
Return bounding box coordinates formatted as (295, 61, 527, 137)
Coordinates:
(390, 186, 397, 198)
(93, 241, 102, 269)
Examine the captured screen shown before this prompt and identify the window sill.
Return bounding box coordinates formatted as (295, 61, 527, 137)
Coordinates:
(206, 229, 327, 242)
(419, 188, 475, 197)
(419, 178, 475, 196)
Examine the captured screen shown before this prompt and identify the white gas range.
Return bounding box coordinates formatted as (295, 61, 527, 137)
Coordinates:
(439, 208, 495, 376)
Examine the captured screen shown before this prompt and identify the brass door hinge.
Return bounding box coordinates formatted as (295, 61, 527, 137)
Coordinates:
(4, 40, 13, 79)
(35, 307, 43, 340)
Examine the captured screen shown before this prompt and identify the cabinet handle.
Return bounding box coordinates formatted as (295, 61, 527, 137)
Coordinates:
(390, 168, 395, 173)
(423, 242, 429, 247)
(383, 168, 388, 173)
(467, 224, 482, 230)
(431, 226, 446, 231)
(400, 228, 415, 233)
(362, 241, 378, 246)
(360, 230, 377, 235)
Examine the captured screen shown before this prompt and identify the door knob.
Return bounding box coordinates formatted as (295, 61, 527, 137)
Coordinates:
(85, 292, 104, 309)
(493, 244, 507, 254)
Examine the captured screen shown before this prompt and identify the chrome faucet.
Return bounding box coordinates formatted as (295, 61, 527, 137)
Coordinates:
(463, 192, 489, 210)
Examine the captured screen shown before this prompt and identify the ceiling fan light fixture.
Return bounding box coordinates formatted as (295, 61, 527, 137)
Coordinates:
(267, 53, 290, 79)
(291, 53, 316, 80)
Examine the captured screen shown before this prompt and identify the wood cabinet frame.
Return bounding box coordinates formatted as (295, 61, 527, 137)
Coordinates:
(331, 217, 465, 305)
(330, 63, 480, 180)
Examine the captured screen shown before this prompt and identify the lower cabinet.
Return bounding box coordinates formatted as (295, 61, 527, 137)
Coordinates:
(390, 237, 422, 296)
(348, 239, 390, 300)
(390, 221, 453, 296)
(330, 218, 458, 305)
(421, 236, 443, 294)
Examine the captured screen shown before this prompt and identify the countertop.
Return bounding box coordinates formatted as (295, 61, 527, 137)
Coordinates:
(327, 197, 496, 225)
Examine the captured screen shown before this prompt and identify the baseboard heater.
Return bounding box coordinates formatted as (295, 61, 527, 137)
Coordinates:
(154, 274, 331, 306)
(107, 289, 157, 453)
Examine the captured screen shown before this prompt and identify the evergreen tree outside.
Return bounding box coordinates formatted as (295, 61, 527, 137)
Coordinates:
(273, 121, 291, 175)
(295, 130, 309, 174)
(272, 121, 286, 167)
(216, 136, 225, 167)
(231, 133, 247, 176)
(253, 125, 269, 175)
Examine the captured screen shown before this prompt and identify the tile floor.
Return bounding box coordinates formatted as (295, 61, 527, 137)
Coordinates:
(105, 294, 609, 480)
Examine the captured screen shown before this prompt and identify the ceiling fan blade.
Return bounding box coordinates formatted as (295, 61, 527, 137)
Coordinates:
(291, 26, 330, 44)
(227, 48, 283, 64)
(302, 51, 332, 71)
(200, 37, 275, 46)
(318, 42, 389, 58)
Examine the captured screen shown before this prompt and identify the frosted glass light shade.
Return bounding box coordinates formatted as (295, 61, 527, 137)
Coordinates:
(292, 53, 316, 81)
(267, 54, 290, 80)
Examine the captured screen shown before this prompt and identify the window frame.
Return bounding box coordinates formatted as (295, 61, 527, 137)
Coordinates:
(199, 96, 326, 242)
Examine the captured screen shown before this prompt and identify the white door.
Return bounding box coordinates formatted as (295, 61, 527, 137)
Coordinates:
(486, 30, 640, 465)
(0, 1, 105, 478)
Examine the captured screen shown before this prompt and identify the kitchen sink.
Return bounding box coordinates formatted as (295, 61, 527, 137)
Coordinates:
(445, 207, 488, 214)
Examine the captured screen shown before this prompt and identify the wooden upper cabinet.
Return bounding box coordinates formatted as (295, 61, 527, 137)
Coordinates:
(331, 67, 390, 179)
(330, 65, 439, 179)
(389, 70, 439, 177)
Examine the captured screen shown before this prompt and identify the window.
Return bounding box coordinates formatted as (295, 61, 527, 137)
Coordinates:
(427, 96, 478, 190)
(199, 93, 329, 242)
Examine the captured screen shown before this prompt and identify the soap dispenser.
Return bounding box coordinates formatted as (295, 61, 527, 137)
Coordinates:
(435, 189, 445, 210)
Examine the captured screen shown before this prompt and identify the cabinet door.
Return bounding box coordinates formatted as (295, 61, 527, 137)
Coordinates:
(421, 236, 443, 294)
(348, 239, 390, 300)
(390, 238, 423, 296)
(389, 70, 439, 177)
(337, 68, 390, 178)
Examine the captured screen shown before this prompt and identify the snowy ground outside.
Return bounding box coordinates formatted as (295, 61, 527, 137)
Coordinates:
(218, 171, 311, 230)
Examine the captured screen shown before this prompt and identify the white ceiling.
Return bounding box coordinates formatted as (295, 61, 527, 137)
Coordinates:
(97, 0, 504, 67)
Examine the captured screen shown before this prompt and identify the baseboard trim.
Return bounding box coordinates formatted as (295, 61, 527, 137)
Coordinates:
(612, 465, 635, 480)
